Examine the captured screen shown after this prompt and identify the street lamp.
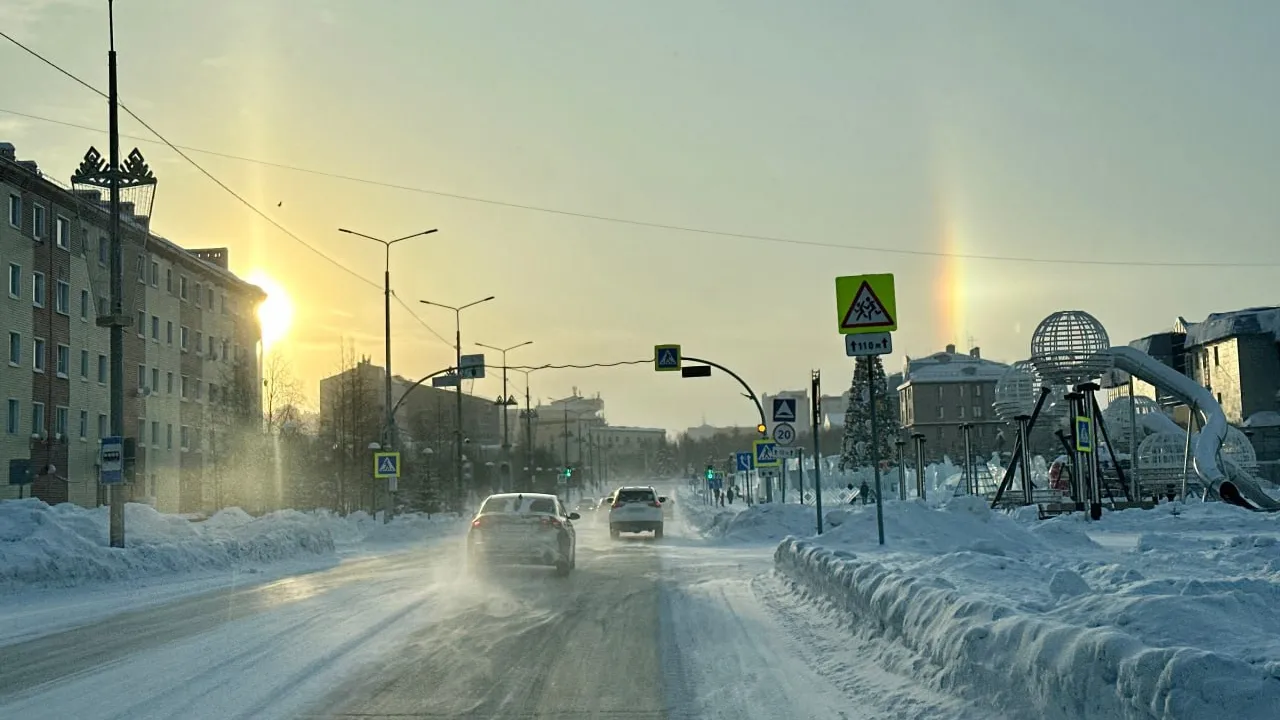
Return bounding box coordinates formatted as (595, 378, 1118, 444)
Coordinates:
(475, 341, 533, 452)
(338, 227, 438, 456)
(419, 296, 495, 505)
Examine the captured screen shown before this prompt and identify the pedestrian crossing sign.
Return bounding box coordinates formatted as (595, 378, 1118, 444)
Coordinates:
(654, 344, 682, 372)
(374, 451, 401, 479)
(753, 439, 780, 468)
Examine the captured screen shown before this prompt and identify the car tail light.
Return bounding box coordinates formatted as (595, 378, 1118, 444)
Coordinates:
(471, 517, 487, 528)
(540, 516, 562, 529)
(650, 501, 662, 508)
(612, 502, 623, 509)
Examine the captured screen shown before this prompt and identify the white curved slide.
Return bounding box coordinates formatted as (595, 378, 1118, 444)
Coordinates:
(1108, 346, 1280, 511)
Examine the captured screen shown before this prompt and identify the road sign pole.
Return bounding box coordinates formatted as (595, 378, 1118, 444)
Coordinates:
(870, 368, 885, 546)
(811, 370, 823, 535)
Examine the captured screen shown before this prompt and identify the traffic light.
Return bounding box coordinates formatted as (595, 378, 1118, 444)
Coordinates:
(564, 467, 573, 478)
(756, 423, 767, 435)
(705, 465, 714, 480)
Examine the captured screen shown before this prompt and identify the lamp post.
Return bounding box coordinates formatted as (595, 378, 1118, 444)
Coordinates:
(475, 341, 533, 452)
(420, 296, 494, 506)
(338, 228, 438, 456)
(69, 0, 158, 548)
(515, 368, 541, 491)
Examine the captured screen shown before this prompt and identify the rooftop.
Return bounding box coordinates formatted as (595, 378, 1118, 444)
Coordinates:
(1176, 307, 1280, 348)
(900, 345, 1009, 386)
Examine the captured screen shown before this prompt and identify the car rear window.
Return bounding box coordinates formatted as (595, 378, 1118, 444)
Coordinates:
(479, 496, 558, 515)
(615, 489, 655, 503)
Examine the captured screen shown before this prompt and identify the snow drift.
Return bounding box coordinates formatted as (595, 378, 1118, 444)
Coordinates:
(0, 499, 455, 593)
(774, 497, 1280, 719)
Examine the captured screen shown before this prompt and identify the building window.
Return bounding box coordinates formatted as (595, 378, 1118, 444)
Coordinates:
(958, 405, 965, 419)
(195, 331, 203, 354)
(180, 425, 190, 450)
(80, 349, 89, 379)
(55, 280, 70, 315)
(31, 402, 45, 435)
(209, 383, 219, 403)
(1213, 346, 1220, 367)
(208, 335, 217, 359)
(194, 380, 203, 401)
(136, 309, 145, 336)
(1217, 392, 1223, 405)
(166, 267, 173, 293)
(7, 263, 19, 298)
(137, 364, 146, 389)
(56, 216, 71, 249)
(180, 275, 188, 300)
(974, 385, 983, 398)
(180, 326, 189, 350)
(220, 293, 226, 314)
(151, 420, 160, 447)
(98, 413, 107, 438)
(7, 332, 19, 366)
(138, 417, 145, 445)
(98, 294, 107, 316)
(207, 287, 214, 308)
(6, 194, 18, 227)
(33, 338, 45, 373)
(151, 315, 160, 341)
(166, 321, 173, 345)
(136, 256, 147, 283)
(181, 375, 189, 399)
(936, 406, 944, 420)
(166, 371, 174, 394)
(56, 344, 70, 378)
(32, 272, 45, 307)
(959, 384, 967, 398)
(973, 405, 983, 419)
(80, 289, 90, 320)
(150, 261, 159, 287)
(32, 204, 45, 240)
(98, 354, 107, 383)
(221, 339, 229, 361)
(79, 410, 88, 439)
(6, 399, 18, 434)
(55, 406, 68, 437)
(194, 282, 202, 307)
(151, 367, 159, 392)
(98, 236, 108, 266)
(166, 423, 173, 449)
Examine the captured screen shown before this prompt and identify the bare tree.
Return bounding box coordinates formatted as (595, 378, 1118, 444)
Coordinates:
(318, 339, 381, 514)
(262, 351, 304, 435)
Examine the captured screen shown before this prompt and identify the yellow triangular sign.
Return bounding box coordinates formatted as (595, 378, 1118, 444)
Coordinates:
(841, 281, 895, 330)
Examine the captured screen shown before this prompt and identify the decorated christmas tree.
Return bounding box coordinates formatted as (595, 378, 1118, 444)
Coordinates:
(838, 356, 895, 471)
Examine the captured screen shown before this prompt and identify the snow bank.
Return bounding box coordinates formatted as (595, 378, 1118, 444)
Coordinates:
(0, 499, 460, 593)
(774, 497, 1280, 719)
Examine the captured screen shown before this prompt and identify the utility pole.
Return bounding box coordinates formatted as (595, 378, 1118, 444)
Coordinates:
(70, 0, 158, 547)
(476, 341, 533, 483)
(420, 296, 494, 507)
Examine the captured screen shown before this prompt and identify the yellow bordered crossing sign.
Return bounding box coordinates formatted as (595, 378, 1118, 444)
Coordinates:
(654, 344, 682, 372)
(835, 274, 897, 335)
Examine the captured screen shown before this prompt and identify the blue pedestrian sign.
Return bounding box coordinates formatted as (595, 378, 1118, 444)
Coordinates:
(654, 344, 682, 372)
(735, 451, 754, 472)
(771, 397, 797, 423)
(709, 476, 724, 491)
(100, 436, 124, 485)
(753, 439, 781, 468)
(374, 451, 401, 478)
(1075, 416, 1093, 453)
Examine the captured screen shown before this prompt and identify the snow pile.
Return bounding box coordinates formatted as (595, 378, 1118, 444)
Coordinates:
(0, 500, 460, 593)
(774, 497, 1280, 719)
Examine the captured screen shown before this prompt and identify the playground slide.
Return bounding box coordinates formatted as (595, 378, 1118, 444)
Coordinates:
(1108, 346, 1280, 511)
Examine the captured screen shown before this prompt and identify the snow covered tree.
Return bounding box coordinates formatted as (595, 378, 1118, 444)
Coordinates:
(838, 356, 895, 470)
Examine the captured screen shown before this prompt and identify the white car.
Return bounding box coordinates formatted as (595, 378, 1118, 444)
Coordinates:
(467, 492, 580, 576)
(608, 486, 666, 539)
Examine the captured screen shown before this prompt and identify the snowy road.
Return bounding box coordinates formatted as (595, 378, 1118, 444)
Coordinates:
(0, 491, 998, 720)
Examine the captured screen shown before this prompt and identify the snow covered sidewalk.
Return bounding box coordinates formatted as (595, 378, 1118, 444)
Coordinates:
(768, 496, 1280, 720)
(0, 499, 463, 595)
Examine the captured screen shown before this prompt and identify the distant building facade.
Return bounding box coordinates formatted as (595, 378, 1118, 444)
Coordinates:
(897, 345, 1007, 460)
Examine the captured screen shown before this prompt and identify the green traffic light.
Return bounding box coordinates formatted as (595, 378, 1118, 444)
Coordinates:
(705, 466, 714, 480)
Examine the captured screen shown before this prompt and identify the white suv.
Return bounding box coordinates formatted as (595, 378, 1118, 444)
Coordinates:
(608, 486, 666, 539)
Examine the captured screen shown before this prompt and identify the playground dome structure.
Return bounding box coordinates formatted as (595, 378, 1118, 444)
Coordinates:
(1102, 395, 1165, 445)
(1029, 310, 1113, 386)
(993, 360, 1038, 422)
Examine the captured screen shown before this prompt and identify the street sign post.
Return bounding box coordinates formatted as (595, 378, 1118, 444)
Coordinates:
(99, 436, 124, 485)
(753, 439, 780, 468)
(773, 422, 796, 446)
(771, 397, 797, 423)
(432, 374, 460, 387)
(654, 344, 682, 372)
(845, 332, 893, 357)
(734, 451, 754, 473)
(835, 274, 897, 335)
(459, 353, 486, 379)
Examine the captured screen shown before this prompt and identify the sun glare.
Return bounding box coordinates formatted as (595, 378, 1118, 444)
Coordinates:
(247, 270, 294, 353)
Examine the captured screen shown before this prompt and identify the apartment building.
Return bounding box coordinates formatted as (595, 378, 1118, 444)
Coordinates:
(1, 143, 264, 512)
(897, 345, 1008, 460)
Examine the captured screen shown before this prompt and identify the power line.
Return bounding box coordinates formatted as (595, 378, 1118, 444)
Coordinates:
(1, 105, 1274, 270)
(0, 31, 452, 346)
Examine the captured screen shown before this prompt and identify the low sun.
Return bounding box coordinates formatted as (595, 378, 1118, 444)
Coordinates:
(247, 269, 294, 353)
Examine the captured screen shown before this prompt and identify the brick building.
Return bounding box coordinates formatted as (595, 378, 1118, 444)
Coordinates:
(1, 143, 264, 512)
(897, 345, 1008, 460)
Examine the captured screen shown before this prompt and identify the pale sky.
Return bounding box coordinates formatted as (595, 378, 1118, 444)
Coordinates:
(3, 0, 1278, 433)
